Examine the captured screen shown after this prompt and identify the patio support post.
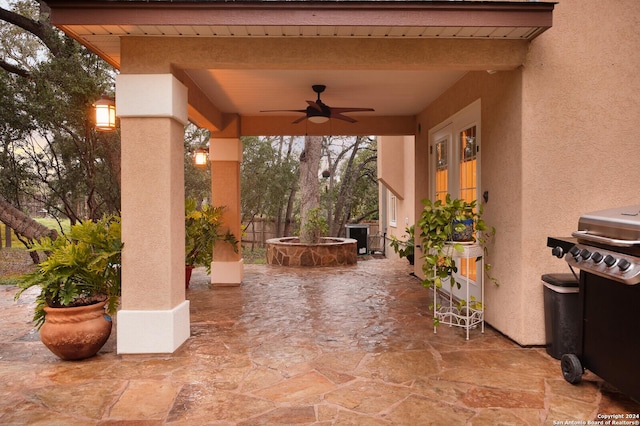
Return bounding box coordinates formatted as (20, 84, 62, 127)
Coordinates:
(209, 137, 243, 286)
(115, 74, 191, 353)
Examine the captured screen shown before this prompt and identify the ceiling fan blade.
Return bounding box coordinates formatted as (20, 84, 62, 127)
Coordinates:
(260, 109, 307, 113)
(330, 107, 375, 113)
(292, 116, 308, 124)
(331, 113, 358, 123)
(306, 100, 323, 112)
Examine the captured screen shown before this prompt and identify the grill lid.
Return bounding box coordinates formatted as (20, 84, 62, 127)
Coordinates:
(572, 205, 640, 256)
(573, 205, 640, 245)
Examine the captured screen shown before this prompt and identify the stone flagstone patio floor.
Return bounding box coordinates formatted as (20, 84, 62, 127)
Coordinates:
(1, 258, 639, 424)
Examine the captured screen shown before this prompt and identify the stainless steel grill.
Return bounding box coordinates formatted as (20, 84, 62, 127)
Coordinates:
(547, 205, 640, 403)
(555, 205, 640, 284)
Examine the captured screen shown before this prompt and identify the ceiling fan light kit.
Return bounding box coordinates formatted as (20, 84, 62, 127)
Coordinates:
(308, 115, 330, 124)
(261, 84, 374, 124)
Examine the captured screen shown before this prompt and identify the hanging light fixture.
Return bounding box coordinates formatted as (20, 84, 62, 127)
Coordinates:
(194, 147, 209, 167)
(93, 94, 116, 132)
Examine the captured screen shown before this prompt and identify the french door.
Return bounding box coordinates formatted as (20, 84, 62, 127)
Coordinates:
(429, 100, 481, 299)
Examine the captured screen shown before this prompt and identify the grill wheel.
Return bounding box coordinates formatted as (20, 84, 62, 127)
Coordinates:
(561, 353, 583, 384)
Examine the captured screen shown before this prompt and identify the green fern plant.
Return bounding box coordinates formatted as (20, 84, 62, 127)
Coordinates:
(185, 198, 239, 273)
(15, 216, 122, 329)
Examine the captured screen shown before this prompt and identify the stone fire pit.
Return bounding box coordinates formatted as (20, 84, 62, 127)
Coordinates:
(266, 237, 358, 267)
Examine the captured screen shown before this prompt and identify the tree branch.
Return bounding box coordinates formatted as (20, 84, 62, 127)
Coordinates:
(0, 5, 62, 57)
(0, 59, 30, 78)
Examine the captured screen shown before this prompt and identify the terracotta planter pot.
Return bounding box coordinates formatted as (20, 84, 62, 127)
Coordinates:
(185, 265, 194, 288)
(40, 300, 112, 361)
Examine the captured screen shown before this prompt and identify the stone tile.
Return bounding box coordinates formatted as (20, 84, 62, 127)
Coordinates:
(385, 394, 475, 425)
(109, 380, 180, 419)
(27, 379, 124, 420)
(253, 370, 337, 403)
(471, 407, 542, 425)
(250, 341, 320, 375)
(167, 384, 274, 423)
(238, 406, 316, 425)
(2, 259, 640, 424)
(411, 376, 472, 405)
(436, 366, 545, 393)
(547, 377, 600, 403)
(325, 380, 412, 414)
(0, 399, 90, 425)
(317, 403, 339, 422)
(441, 348, 559, 378)
(356, 351, 440, 384)
(239, 365, 285, 393)
(334, 409, 393, 425)
(311, 351, 365, 384)
(545, 395, 598, 423)
(462, 387, 545, 409)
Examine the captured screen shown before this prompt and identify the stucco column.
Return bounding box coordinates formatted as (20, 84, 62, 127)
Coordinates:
(115, 74, 190, 353)
(209, 137, 243, 286)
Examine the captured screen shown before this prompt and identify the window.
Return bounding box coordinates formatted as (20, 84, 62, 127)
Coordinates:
(389, 193, 397, 227)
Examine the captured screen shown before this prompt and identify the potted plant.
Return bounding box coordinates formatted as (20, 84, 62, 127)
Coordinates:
(185, 198, 239, 287)
(389, 225, 415, 264)
(417, 194, 495, 325)
(15, 215, 122, 360)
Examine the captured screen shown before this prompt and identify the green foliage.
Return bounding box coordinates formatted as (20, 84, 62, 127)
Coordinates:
(418, 194, 493, 292)
(323, 136, 378, 235)
(15, 216, 122, 329)
(185, 198, 239, 272)
(301, 207, 328, 243)
(389, 225, 415, 259)
(1, 1, 119, 222)
(241, 136, 299, 225)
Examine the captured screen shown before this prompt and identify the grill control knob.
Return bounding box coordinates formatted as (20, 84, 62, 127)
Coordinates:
(552, 246, 564, 258)
(618, 258, 632, 272)
(580, 248, 591, 260)
(604, 255, 617, 267)
(569, 246, 581, 258)
(591, 251, 604, 264)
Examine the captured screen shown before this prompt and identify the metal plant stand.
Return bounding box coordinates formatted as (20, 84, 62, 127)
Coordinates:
(433, 243, 484, 340)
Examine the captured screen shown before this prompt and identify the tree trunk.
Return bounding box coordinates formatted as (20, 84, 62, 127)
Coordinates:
(298, 136, 322, 243)
(330, 137, 363, 236)
(283, 185, 297, 237)
(0, 195, 58, 241)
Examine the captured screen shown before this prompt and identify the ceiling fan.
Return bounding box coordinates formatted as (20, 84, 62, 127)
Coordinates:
(261, 84, 375, 124)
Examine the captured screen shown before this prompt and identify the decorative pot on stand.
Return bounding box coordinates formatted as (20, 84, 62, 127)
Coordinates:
(452, 219, 475, 242)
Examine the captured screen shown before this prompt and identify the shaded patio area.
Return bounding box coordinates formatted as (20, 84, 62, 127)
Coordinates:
(1, 258, 638, 424)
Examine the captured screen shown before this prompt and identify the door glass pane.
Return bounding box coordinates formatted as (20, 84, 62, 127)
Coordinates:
(459, 126, 477, 203)
(435, 138, 448, 202)
(459, 125, 477, 281)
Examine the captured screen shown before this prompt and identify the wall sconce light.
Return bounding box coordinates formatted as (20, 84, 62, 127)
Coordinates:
(194, 147, 209, 167)
(93, 94, 116, 132)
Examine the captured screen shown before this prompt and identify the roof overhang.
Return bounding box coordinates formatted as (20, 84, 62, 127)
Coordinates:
(44, 0, 555, 135)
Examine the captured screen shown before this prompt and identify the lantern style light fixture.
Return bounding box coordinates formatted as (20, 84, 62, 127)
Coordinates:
(194, 147, 209, 167)
(93, 94, 116, 132)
